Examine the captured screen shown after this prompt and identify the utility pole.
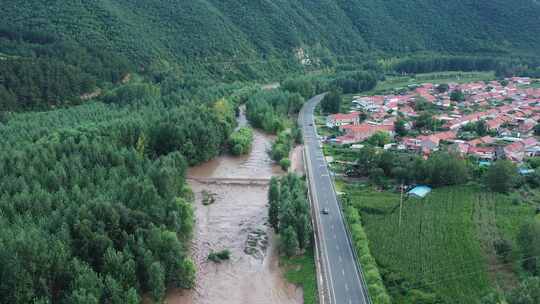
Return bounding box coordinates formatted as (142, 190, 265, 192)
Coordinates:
(399, 182, 404, 228)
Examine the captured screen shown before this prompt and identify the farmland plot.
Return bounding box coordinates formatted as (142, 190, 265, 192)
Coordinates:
(344, 184, 535, 303)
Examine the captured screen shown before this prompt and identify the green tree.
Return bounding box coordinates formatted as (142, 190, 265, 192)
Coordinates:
(268, 177, 281, 231)
(281, 225, 299, 257)
(424, 152, 469, 186)
(103, 276, 124, 304)
(67, 260, 104, 304)
(280, 158, 291, 171)
(229, 127, 254, 155)
(148, 262, 165, 302)
(450, 89, 465, 101)
(282, 78, 314, 99)
(436, 83, 449, 93)
(367, 131, 391, 147)
(395, 119, 408, 137)
(126, 288, 140, 304)
(507, 277, 540, 304)
(321, 89, 341, 114)
(517, 219, 540, 275)
(486, 160, 517, 193)
(414, 113, 439, 131)
(378, 151, 395, 176)
(352, 146, 379, 176)
(534, 124, 540, 136)
(476, 120, 488, 136)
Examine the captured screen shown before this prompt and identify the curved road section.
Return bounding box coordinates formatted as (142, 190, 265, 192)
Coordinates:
(299, 94, 370, 304)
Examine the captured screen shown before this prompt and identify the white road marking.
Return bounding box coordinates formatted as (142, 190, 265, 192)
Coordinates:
(345, 283, 349, 291)
(342, 269, 345, 276)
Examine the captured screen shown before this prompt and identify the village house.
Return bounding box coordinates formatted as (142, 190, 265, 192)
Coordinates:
(503, 137, 539, 162)
(328, 77, 540, 163)
(468, 136, 495, 146)
(338, 123, 394, 143)
(401, 130, 457, 154)
(326, 112, 360, 128)
(469, 146, 497, 160)
(449, 142, 471, 156)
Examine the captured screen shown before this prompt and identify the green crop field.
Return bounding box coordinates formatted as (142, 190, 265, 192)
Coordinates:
(341, 182, 536, 303)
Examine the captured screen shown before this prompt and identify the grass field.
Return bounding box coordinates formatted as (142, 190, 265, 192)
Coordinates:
(280, 249, 318, 304)
(341, 182, 536, 304)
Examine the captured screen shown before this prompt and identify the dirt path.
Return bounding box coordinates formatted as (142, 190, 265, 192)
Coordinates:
(290, 145, 305, 175)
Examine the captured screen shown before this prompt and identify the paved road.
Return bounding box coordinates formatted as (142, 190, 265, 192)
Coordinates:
(299, 94, 370, 304)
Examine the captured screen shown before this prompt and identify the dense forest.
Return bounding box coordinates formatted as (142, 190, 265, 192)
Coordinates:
(0, 85, 239, 302)
(0, 26, 132, 111)
(3, 0, 540, 63)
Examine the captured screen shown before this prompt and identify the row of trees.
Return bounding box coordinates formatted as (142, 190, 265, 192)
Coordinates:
(392, 56, 503, 74)
(332, 71, 378, 94)
(245, 89, 304, 133)
(270, 127, 302, 171)
(268, 174, 312, 257)
(348, 148, 522, 193)
(348, 149, 468, 187)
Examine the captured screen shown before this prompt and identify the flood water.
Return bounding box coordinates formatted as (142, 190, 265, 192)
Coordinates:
(167, 106, 303, 304)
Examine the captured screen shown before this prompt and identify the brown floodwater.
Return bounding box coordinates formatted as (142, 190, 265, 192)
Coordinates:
(168, 107, 303, 304)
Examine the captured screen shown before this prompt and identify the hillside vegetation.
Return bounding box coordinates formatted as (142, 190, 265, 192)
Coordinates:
(1, 0, 540, 111)
(3, 0, 540, 61)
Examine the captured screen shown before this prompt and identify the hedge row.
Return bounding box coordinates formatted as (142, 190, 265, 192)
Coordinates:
(344, 205, 392, 304)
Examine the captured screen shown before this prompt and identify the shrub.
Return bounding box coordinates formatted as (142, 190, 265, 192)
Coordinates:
(280, 158, 291, 171)
(344, 205, 391, 303)
(208, 249, 231, 263)
(229, 127, 254, 155)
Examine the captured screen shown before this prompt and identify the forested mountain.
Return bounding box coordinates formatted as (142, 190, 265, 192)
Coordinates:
(1, 0, 540, 110)
(2, 0, 540, 63)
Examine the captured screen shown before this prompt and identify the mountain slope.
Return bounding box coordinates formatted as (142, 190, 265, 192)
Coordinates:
(2, 0, 540, 64)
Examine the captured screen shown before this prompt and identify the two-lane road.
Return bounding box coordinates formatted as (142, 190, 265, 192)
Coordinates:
(300, 94, 370, 304)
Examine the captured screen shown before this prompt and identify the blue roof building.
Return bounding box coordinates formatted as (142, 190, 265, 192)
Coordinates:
(408, 185, 432, 198)
(479, 161, 492, 167)
(519, 168, 535, 176)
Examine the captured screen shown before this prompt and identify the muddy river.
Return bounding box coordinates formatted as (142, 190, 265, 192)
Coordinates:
(167, 107, 303, 304)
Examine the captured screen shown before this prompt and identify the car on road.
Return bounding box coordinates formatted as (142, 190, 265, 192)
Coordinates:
(321, 208, 329, 214)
